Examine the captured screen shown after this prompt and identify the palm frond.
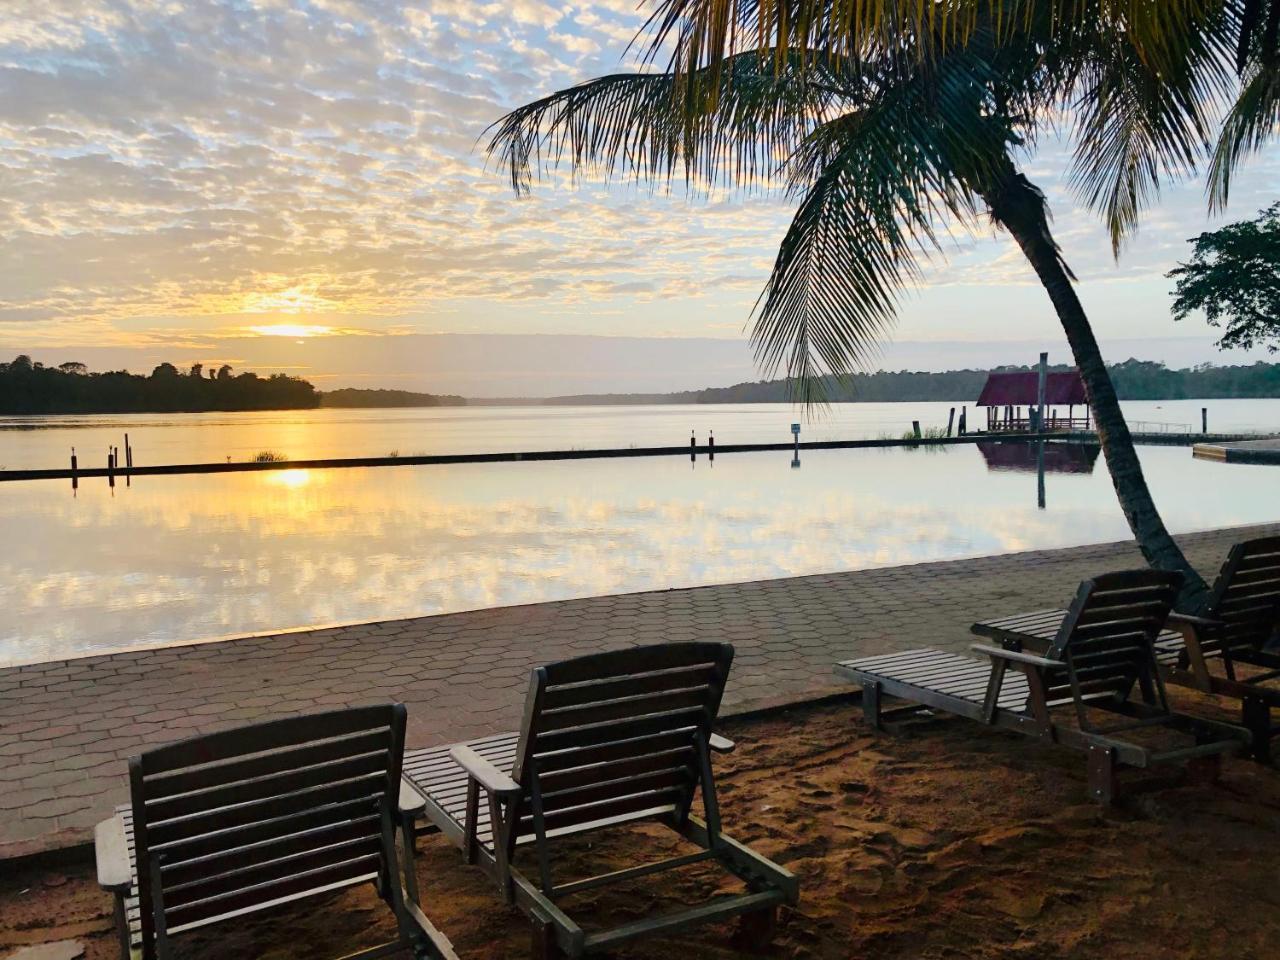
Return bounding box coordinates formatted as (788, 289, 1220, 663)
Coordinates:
(1065, 5, 1235, 255)
(485, 51, 855, 195)
(1208, 63, 1280, 209)
(751, 56, 994, 403)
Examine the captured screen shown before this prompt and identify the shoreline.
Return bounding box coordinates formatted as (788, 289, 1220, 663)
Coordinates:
(3, 521, 1278, 860)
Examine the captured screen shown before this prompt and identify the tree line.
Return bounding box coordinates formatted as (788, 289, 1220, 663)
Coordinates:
(540, 360, 1280, 405)
(0, 356, 320, 413)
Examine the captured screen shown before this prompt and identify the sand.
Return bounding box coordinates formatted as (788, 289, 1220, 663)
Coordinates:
(3, 693, 1279, 959)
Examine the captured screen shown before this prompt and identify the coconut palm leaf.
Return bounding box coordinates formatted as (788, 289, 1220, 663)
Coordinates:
(1062, 6, 1235, 253)
(1209, 60, 1280, 208)
(486, 51, 855, 195)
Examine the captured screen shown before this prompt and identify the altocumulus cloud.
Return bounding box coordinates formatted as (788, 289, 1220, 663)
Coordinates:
(0, 0, 794, 349)
(1, 0, 1278, 366)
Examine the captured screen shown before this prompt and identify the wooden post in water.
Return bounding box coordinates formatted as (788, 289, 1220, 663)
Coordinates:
(690, 431, 696, 461)
(1202, 407, 1208, 434)
(70, 447, 78, 474)
(912, 420, 921, 439)
(1036, 351, 1048, 434)
(946, 408, 955, 437)
(959, 406, 967, 435)
(708, 431, 714, 461)
(125, 433, 133, 470)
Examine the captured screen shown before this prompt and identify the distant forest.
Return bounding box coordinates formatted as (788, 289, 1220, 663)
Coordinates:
(320, 388, 465, 408)
(0, 356, 319, 413)
(533, 360, 1280, 405)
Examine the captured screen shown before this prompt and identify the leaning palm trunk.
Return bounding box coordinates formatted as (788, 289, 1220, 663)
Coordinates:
(984, 166, 1210, 609)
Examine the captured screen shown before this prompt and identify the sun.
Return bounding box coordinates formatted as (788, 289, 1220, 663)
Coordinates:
(247, 323, 335, 338)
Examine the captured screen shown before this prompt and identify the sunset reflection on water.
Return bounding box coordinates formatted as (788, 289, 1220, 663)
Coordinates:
(2, 443, 1276, 666)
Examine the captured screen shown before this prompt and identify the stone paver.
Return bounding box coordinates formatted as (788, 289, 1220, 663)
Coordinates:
(2, 523, 1276, 858)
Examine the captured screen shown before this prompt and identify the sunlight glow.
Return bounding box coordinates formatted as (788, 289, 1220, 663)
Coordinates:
(267, 469, 312, 489)
(247, 324, 335, 338)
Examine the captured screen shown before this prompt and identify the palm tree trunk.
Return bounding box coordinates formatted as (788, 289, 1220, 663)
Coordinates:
(983, 165, 1210, 610)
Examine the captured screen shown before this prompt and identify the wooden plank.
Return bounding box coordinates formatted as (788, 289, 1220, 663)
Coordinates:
(536, 687, 712, 733)
(163, 835, 383, 909)
(147, 779, 384, 848)
(532, 706, 707, 754)
(541, 665, 720, 710)
(160, 815, 381, 889)
(164, 855, 380, 929)
(145, 752, 390, 821)
(140, 705, 396, 776)
(144, 731, 391, 801)
(541, 643, 730, 686)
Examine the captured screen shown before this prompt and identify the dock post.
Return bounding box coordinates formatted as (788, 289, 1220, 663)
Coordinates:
(959, 406, 967, 435)
(912, 420, 921, 440)
(125, 433, 133, 470)
(708, 431, 714, 461)
(690, 431, 696, 461)
(946, 408, 955, 437)
(1202, 407, 1207, 434)
(1036, 351, 1048, 434)
(70, 447, 78, 474)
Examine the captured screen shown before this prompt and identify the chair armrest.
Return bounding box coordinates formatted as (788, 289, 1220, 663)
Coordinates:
(970, 644, 1065, 669)
(1168, 612, 1224, 630)
(399, 777, 427, 818)
(450, 745, 521, 796)
(95, 816, 132, 894)
(709, 733, 735, 754)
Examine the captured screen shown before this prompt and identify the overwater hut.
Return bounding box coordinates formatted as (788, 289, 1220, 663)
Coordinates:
(976, 370, 1090, 432)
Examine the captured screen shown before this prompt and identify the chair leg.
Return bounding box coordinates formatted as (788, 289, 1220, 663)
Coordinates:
(399, 815, 421, 906)
(861, 681, 882, 731)
(113, 891, 131, 960)
(530, 909, 562, 960)
(734, 904, 778, 949)
(1086, 745, 1117, 804)
(1242, 697, 1273, 764)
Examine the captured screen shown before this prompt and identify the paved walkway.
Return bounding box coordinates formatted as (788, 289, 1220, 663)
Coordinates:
(3, 523, 1276, 858)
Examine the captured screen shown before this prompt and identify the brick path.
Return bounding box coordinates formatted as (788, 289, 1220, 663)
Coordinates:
(2, 522, 1276, 858)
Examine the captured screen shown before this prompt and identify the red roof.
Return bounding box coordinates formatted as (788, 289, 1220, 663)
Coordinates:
(976, 371, 1087, 407)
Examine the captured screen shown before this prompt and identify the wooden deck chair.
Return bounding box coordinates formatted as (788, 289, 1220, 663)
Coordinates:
(93, 704, 457, 960)
(403, 643, 798, 959)
(836, 571, 1249, 803)
(1160, 536, 1280, 761)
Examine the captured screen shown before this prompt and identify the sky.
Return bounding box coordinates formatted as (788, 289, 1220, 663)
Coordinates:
(1, 0, 1278, 395)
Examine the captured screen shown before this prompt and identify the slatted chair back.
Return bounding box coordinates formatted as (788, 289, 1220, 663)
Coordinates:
(1044, 570, 1183, 712)
(1205, 536, 1280, 660)
(507, 643, 733, 854)
(129, 704, 408, 958)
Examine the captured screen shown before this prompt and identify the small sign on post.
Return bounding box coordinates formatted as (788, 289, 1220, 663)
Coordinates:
(791, 423, 801, 468)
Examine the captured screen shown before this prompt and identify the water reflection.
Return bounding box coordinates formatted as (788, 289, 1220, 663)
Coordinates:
(1, 443, 1275, 666)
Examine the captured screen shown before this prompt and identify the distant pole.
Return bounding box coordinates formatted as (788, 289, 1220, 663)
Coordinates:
(1036, 351, 1048, 433)
(708, 431, 715, 461)
(1202, 407, 1208, 434)
(959, 406, 967, 435)
(690, 430, 696, 461)
(912, 420, 921, 440)
(125, 433, 133, 470)
(70, 447, 78, 474)
(791, 422, 801, 466)
(946, 407, 955, 438)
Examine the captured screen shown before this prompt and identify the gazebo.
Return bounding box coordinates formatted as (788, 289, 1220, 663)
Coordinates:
(976, 370, 1090, 433)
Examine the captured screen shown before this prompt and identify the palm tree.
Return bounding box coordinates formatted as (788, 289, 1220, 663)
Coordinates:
(488, 1, 1236, 606)
(1211, 0, 1280, 205)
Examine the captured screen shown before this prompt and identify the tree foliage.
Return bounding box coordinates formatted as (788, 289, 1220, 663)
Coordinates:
(1168, 202, 1280, 351)
(0, 358, 320, 414)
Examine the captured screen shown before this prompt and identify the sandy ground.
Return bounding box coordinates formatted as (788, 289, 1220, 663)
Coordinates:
(3, 692, 1279, 960)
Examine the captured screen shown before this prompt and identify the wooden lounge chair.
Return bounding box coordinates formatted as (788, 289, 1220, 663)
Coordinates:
(403, 643, 799, 958)
(94, 704, 457, 960)
(835, 571, 1250, 803)
(1159, 536, 1280, 761)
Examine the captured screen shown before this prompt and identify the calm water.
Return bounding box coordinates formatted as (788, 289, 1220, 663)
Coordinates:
(1, 436, 1277, 666)
(1, 399, 1277, 471)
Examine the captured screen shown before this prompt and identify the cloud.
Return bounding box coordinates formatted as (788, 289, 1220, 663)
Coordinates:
(1, 0, 1279, 379)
